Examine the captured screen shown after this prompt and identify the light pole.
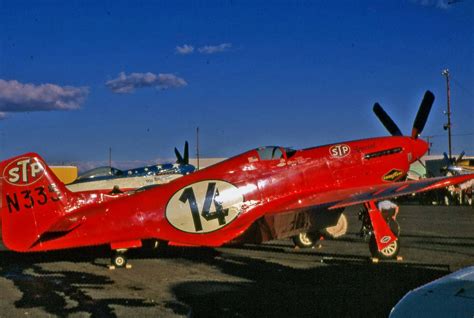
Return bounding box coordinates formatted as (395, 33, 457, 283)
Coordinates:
(196, 127, 200, 170)
(442, 69, 452, 160)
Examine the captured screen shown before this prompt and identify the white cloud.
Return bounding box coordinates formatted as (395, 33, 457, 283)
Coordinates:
(198, 43, 232, 54)
(0, 112, 7, 119)
(106, 72, 187, 94)
(176, 44, 195, 55)
(0, 79, 88, 112)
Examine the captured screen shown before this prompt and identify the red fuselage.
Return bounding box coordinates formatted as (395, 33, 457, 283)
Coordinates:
(9, 136, 427, 252)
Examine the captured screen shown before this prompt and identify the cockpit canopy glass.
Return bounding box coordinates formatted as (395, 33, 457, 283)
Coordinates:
(257, 146, 284, 160)
(76, 167, 123, 181)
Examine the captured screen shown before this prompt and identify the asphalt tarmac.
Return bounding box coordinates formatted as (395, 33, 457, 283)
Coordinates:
(0, 205, 473, 317)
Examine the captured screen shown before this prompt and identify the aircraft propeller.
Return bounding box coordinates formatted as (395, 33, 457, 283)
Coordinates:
(373, 90, 435, 140)
(373, 103, 403, 136)
(175, 141, 189, 165)
(443, 150, 465, 165)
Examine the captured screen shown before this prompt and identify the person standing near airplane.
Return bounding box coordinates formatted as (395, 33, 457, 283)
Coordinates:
(377, 200, 400, 220)
(377, 200, 400, 236)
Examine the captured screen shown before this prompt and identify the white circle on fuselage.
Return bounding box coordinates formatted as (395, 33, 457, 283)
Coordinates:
(166, 180, 244, 233)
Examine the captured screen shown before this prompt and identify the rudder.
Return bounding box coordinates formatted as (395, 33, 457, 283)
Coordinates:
(1, 153, 73, 251)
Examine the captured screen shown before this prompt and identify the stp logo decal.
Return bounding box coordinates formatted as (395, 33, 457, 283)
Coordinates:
(3, 157, 44, 186)
(380, 236, 391, 244)
(166, 180, 244, 233)
(382, 169, 404, 182)
(329, 144, 351, 158)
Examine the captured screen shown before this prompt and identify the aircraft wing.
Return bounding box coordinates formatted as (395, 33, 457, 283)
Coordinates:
(328, 174, 474, 209)
(277, 174, 474, 213)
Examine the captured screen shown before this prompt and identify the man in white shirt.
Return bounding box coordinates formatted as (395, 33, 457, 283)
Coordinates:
(377, 200, 400, 236)
(377, 200, 399, 219)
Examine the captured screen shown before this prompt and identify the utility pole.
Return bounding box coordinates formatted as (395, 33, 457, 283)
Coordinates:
(426, 136, 432, 155)
(196, 127, 200, 170)
(442, 69, 452, 160)
(109, 147, 112, 167)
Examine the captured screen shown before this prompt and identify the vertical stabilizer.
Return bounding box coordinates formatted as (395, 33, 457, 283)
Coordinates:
(0, 153, 73, 251)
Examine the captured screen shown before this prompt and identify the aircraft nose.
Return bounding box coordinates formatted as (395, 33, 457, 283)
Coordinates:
(412, 138, 429, 162)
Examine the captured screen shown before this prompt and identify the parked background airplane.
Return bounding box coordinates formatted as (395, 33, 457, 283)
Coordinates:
(66, 142, 195, 193)
(442, 151, 474, 175)
(390, 266, 474, 317)
(1, 91, 473, 268)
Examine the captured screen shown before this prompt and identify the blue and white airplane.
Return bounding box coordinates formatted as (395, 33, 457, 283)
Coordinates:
(67, 142, 195, 193)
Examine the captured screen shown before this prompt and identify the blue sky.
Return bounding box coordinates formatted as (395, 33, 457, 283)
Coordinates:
(0, 0, 473, 168)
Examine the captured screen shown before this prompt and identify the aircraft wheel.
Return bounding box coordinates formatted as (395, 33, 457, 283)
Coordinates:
(292, 232, 319, 248)
(369, 236, 400, 260)
(112, 253, 127, 268)
(322, 213, 348, 239)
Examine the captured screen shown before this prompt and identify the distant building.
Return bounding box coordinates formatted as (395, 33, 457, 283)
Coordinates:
(188, 158, 226, 170)
(409, 154, 474, 179)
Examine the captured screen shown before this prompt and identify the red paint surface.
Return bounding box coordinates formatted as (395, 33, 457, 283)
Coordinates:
(0, 136, 472, 254)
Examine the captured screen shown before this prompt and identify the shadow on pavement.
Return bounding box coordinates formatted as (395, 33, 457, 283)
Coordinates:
(0, 248, 156, 317)
(0, 243, 456, 317)
(165, 249, 450, 318)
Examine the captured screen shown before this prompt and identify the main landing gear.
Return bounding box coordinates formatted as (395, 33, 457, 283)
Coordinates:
(292, 232, 320, 248)
(292, 213, 348, 248)
(359, 202, 400, 260)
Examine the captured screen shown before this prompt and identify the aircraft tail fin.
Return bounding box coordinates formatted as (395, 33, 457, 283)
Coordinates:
(0, 153, 75, 251)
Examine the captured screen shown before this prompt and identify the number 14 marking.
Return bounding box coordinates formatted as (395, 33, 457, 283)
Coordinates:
(179, 182, 229, 232)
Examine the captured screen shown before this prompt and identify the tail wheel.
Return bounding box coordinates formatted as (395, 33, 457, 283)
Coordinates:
(323, 213, 348, 239)
(369, 236, 400, 259)
(112, 252, 127, 268)
(292, 232, 319, 248)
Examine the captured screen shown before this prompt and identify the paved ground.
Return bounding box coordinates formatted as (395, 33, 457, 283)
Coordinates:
(0, 205, 473, 317)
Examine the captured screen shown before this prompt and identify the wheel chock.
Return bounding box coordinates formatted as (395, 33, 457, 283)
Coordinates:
(371, 257, 380, 264)
(396, 256, 403, 262)
(107, 264, 132, 269)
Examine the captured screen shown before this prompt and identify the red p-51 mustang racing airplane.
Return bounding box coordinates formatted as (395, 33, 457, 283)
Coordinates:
(1, 90, 473, 267)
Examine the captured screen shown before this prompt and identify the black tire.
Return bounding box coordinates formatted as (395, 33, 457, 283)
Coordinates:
(369, 235, 400, 260)
(112, 253, 127, 268)
(292, 232, 319, 248)
(387, 218, 400, 237)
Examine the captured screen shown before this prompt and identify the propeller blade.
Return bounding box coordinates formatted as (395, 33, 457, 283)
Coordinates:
(456, 151, 465, 163)
(443, 152, 451, 165)
(183, 141, 189, 165)
(175, 147, 184, 164)
(411, 90, 435, 139)
(373, 103, 403, 136)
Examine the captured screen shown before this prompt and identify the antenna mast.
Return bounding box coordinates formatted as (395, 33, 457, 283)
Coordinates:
(442, 69, 452, 160)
